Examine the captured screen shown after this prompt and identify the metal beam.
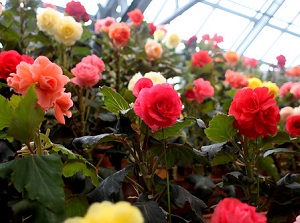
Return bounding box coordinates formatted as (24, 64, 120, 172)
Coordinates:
(235, 0, 285, 55)
(159, 0, 201, 25)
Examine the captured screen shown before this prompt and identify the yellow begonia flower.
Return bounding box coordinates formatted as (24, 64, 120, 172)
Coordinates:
(64, 201, 144, 223)
(248, 77, 262, 89)
(262, 81, 279, 98)
(166, 33, 181, 49)
(54, 16, 83, 46)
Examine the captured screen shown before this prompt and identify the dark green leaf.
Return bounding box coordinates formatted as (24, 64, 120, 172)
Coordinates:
(152, 143, 207, 169)
(210, 150, 233, 166)
(153, 118, 199, 140)
(87, 166, 132, 202)
(264, 148, 298, 158)
(204, 114, 237, 142)
(7, 85, 45, 144)
(100, 86, 130, 116)
(262, 131, 300, 150)
(170, 184, 207, 222)
(0, 154, 64, 214)
(135, 200, 167, 223)
(73, 133, 126, 150)
(257, 155, 279, 181)
(200, 142, 226, 161)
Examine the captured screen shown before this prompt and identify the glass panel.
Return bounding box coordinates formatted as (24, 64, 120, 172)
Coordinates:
(196, 9, 250, 50)
(143, 0, 177, 25)
(260, 0, 274, 13)
(227, 0, 269, 11)
(230, 21, 254, 51)
(288, 25, 300, 35)
(273, 0, 299, 22)
(243, 26, 282, 60)
(167, 3, 213, 40)
(219, 0, 257, 17)
(262, 33, 300, 67)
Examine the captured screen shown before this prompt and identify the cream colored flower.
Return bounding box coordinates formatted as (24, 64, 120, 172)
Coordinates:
(153, 29, 166, 42)
(54, 16, 83, 46)
(37, 8, 62, 35)
(144, 71, 166, 85)
(165, 33, 181, 49)
(262, 81, 279, 98)
(64, 201, 144, 223)
(280, 106, 294, 121)
(128, 72, 143, 90)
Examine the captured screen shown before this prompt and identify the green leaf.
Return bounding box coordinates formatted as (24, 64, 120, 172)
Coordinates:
(63, 159, 99, 187)
(200, 142, 226, 161)
(204, 114, 237, 142)
(210, 150, 233, 166)
(65, 192, 89, 218)
(0, 154, 65, 214)
(0, 95, 13, 130)
(100, 86, 130, 116)
(7, 85, 45, 144)
(153, 118, 199, 140)
(257, 155, 279, 181)
(262, 131, 300, 150)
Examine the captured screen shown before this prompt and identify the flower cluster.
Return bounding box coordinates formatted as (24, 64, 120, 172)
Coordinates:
(37, 7, 83, 46)
(7, 56, 72, 124)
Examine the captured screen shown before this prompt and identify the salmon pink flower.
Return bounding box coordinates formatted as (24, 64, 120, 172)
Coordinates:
(134, 83, 182, 131)
(145, 39, 162, 61)
(211, 198, 267, 223)
(192, 50, 213, 68)
(54, 92, 73, 124)
(224, 50, 240, 66)
(285, 66, 300, 77)
(229, 87, 280, 139)
(108, 22, 131, 47)
(290, 83, 300, 99)
(242, 56, 258, 68)
(225, 69, 248, 89)
(127, 8, 144, 26)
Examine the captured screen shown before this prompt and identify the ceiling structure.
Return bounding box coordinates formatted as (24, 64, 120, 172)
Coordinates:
(4, 0, 300, 69)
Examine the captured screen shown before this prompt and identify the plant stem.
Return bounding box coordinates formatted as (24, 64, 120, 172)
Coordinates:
(162, 128, 172, 223)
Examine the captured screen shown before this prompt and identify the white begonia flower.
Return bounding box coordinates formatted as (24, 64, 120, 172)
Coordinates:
(144, 71, 166, 85)
(37, 7, 63, 35)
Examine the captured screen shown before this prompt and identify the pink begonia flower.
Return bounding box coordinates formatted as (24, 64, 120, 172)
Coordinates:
(81, 54, 105, 73)
(184, 89, 196, 101)
(8, 56, 69, 110)
(294, 215, 300, 223)
(134, 83, 182, 131)
(94, 17, 115, 34)
(43, 3, 57, 10)
(225, 69, 248, 89)
(132, 78, 153, 97)
(279, 81, 294, 97)
(71, 62, 101, 88)
(211, 198, 267, 223)
(54, 92, 73, 124)
(193, 78, 214, 103)
(242, 56, 258, 68)
(290, 82, 300, 99)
